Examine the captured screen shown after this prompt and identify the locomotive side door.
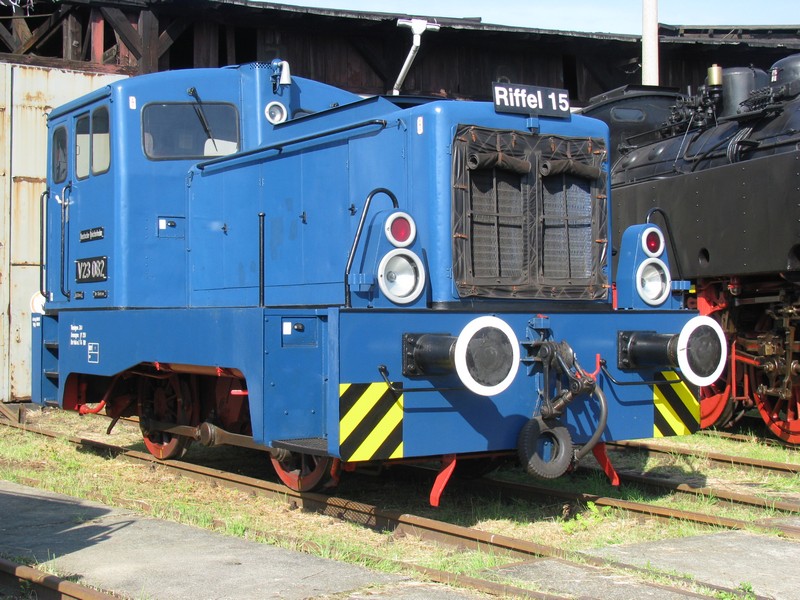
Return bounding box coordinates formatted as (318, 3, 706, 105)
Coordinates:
(48, 104, 114, 307)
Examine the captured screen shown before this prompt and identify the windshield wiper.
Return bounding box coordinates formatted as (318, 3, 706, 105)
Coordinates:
(187, 86, 217, 152)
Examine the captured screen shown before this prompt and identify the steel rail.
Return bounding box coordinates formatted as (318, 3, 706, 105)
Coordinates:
(596, 469, 800, 513)
(608, 440, 800, 474)
(698, 429, 800, 449)
(473, 476, 800, 540)
(0, 557, 115, 600)
(2, 420, 775, 599)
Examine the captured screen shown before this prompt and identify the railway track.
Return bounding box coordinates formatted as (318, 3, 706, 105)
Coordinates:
(608, 439, 800, 475)
(0, 556, 115, 600)
(1, 417, 788, 599)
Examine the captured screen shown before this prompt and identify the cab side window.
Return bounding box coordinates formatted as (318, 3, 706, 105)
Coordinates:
(75, 107, 112, 180)
(51, 127, 68, 184)
(92, 107, 111, 175)
(75, 114, 90, 179)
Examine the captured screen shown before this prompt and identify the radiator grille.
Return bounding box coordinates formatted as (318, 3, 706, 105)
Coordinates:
(469, 169, 524, 280)
(452, 125, 608, 301)
(542, 175, 593, 280)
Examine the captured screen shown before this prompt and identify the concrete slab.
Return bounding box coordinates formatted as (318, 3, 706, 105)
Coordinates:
(493, 558, 706, 599)
(585, 530, 799, 600)
(0, 481, 486, 600)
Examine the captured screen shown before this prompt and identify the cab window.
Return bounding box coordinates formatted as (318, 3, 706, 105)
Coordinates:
(75, 114, 90, 179)
(92, 107, 111, 175)
(75, 107, 112, 180)
(142, 103, 239, 160)
(51, 126, 68, 184)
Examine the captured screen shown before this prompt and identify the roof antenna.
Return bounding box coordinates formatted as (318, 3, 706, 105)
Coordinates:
(392, 18, 440, 95)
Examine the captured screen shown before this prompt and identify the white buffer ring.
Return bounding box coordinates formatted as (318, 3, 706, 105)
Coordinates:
(454, 316, 520, 396)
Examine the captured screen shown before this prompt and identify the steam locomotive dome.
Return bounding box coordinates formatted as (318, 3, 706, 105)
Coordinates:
(771, 53, 800, 86)
(611, 53, 800, 186)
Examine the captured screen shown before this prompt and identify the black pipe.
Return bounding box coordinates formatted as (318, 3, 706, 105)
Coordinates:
(258, 212, 265, 307)
(574, 385, 608, 461)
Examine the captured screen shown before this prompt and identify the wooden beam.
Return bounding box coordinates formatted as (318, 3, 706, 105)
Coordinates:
(193, 21, 218, 68)
(256, 29, 279, 63)
(350, 37, 393, 87)
(0, 51, 137, 76)
(225, 24, 236, 65)
(15, 4, 72, 55)
(0, 23, 15, 53)
(138, 10, 159, 73)
(158, 16, 192, 58)
(90, 9, 104, 64)
(62, 13, 82, 62)
(11, 16, 32, 47)
(100, 6, 142, 60)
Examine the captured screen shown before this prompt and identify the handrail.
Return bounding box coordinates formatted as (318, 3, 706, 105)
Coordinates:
(196, 119, 388, 172)
(59, 183, 72, 299)
(344, 188, 398, 308)
(39, 188, 49, 298)
(258, 212, 265, 307)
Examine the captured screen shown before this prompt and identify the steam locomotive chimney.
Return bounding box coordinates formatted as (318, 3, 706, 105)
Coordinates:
(642, 0, 659, 85)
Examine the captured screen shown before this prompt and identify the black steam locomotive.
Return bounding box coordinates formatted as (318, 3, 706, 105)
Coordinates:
(584, 54, 800, 444)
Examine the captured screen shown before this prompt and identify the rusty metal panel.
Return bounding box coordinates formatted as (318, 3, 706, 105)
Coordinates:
(2, 64, 126, 402)
(1, 63, 10, 405)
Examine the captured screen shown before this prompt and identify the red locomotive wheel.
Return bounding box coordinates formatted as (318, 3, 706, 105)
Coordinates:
(139, 376, 194, 460)
(699, 377, 733, 429)
(753, 372, 800, 445)
(271, 453, 334, 492)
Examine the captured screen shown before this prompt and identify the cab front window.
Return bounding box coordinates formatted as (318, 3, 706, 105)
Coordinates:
(142, 103, 239, 160)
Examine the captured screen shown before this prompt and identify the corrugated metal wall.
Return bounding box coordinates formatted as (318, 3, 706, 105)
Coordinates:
(0, 64, 126, 403)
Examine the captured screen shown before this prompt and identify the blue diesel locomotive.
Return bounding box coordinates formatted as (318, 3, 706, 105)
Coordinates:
(31, 59, 725, 502)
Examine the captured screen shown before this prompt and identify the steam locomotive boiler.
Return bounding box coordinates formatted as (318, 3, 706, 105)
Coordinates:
(587, 54, 800, 444)
(30, 58, 724, 502)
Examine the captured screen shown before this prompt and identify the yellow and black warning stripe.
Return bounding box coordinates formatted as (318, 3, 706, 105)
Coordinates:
(653, 371, 700, 437)
(339, 382, 403, 462)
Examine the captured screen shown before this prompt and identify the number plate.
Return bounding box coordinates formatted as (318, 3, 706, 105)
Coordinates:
(492, 82, 571, 118)
(75, 256, 108, 283)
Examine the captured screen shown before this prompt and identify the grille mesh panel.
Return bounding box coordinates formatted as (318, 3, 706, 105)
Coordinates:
(470, 170, 524, 279)
(542, 176, 593, 279)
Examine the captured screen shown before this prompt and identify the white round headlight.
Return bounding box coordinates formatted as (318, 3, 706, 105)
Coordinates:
(636, 258, 671, 306)
(265, 101, 288, 124)
(377, 249, 425, 304)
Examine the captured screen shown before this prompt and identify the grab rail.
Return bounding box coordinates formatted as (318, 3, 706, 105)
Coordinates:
(59, 183, 72, 299)
(39, 188, 49, 298)
(344, 188, 398, 308)
(196, 119, 388, 173)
